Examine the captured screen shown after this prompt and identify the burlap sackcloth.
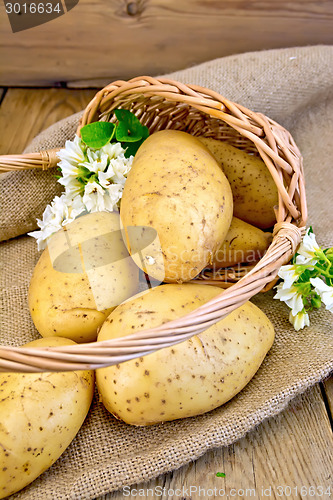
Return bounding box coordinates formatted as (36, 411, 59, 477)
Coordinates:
(1, 46, 333, 499)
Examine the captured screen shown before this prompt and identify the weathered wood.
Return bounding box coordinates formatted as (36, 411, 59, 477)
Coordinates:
(105, 384, 333, 499)
(0, 0, 332, 87)
(0, 88, 95, 154)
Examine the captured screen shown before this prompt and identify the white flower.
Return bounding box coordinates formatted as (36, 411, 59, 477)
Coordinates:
(288, 293, 304, 316)
(57, 160, 79, 178)
(102, 142, 125, 159)
(28, 195, 69, 250)
(310, 277, 333, 313)
(56, 135, 133, 197)
(30, 136, 133, 250)
(98, 157, 132, 188)
(28, 194, 86, 251)
(277, 264, 300, 289)
(274, 283, 294, 302)
(83, 181, 114, 212)
(274, 281, 309, 330)
(289, 310, 310, 331)
(109, 157, 132, 184)
(81, 149, 109, 174)
(57, 135, 86, 166)
(58, 173, 82, 197)
(105, 183, 124, 209)
(68, 194, 86, 221)
(274, 283, 304, 315)
(98, 169, 112, 189)
(275, 228, 332, 331)
(295, 229, 321, 266)
(57, 136, 87, 197)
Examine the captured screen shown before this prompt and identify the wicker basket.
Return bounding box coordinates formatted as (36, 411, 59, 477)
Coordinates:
(0, 76, 307, 373)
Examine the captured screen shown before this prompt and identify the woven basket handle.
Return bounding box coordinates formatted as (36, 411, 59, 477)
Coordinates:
(0, 222, 305, 373)
(0, 149, 60, 172)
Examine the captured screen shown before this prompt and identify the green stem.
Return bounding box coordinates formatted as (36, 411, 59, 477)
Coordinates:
(316, 250, 332, 267)
(313, 264, 332, 278)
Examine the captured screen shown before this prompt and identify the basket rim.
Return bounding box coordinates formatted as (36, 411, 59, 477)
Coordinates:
(0, 76, 308, 372)
(80, 76, 307, 225)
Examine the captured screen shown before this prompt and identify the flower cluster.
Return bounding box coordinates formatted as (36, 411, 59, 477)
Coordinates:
(274, 228, 333, 330)
(28, 136, 133, 250)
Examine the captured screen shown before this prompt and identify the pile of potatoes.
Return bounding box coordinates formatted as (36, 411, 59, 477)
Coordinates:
(0, 130, 278, 498)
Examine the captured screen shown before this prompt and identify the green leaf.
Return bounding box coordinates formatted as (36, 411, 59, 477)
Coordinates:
(122, 134, 149, 159)
(77, 165, 91, 177)
(80, 110, 149, 157)
(326, 276, 333, 287)
(297, 268, 311, 284)
(116, 122, 142, 142)
(122, 125, 149, 157)
(121, 143, 135, 158)
(141, 124, 149, 140)
(115, 109, 146, 142)
(311, 293, 322, 309)
(81, 122, 115, 149)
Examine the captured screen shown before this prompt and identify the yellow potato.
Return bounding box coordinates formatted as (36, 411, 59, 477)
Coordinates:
(0, 337, 94, 499)
(120, 130, 233, 283)
(28, 211, 139, 343)
(211, 217, 272, 268)
(96, 284, 274, 426)
(198, 137, 278, 229)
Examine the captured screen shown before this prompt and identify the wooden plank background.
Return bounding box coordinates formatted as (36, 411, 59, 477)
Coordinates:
(1, 0, 333, 87)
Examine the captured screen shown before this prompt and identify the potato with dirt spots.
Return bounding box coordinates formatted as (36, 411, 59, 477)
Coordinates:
(28, 211, 139, 343)
(211, 217, 272, 268)
(198, 137, 279, 229)
(96, 283, 274, 426)
(0, 337, 94, 499)
(120, 130, 233, 283)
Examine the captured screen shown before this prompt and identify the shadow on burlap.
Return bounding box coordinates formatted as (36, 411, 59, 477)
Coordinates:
(0, 46, 332, 499)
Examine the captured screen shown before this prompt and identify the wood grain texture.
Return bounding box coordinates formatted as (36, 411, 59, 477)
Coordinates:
(0, 88, 95, 154)
(0, 0, 333, 87)
(104, 385, 333, 499)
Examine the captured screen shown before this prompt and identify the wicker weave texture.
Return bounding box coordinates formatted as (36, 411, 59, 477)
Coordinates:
(0, 77, 307, 372)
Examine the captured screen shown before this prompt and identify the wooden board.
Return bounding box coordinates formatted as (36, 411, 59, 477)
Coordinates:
(106, 385, 333, 499)
(0, 88, 95, 154)
(0, 0, 332, 87)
